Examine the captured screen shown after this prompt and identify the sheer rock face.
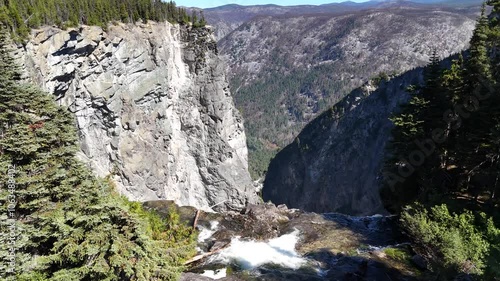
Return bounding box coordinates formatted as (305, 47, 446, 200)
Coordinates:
(263, 68, 425, 215)
(16, 22, 258, 211)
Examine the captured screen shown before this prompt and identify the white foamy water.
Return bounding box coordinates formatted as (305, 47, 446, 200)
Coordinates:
(215, 229, 307, 270)
(200, 268, 227, 279)
(197, 221, 219, 243)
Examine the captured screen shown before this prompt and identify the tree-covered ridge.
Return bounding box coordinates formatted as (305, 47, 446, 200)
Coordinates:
(0, 0, 206, 41)
(0, 31, 196, 280)
(382, 0, 500, 279)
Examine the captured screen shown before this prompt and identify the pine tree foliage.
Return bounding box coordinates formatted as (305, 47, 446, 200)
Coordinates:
(383, 1, 500, 278)
(0, 0, 207, 41)
(384, 1, 500, 210)
(401, 204, 491, 276)
(0, 30, 196, 281)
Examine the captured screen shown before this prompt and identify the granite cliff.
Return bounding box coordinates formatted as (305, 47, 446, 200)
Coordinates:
(14, 22, 258, 211)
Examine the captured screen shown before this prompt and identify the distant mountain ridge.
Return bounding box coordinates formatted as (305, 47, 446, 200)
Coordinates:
(202, 1, 376, 40)
(202, 0, 483, 39)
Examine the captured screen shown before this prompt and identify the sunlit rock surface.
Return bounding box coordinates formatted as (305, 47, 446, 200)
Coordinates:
(15, 22, 258, 211)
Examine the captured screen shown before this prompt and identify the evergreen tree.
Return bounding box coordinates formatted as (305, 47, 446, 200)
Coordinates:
(456, 3, 500, 200)
(381, 51, 449, 210)
(0, 30, 195, 280)
(487, 0, 500, 85)
(0, 0, 204, 41)
(198, 11, 207, 27)
(383, 1, 500, 278)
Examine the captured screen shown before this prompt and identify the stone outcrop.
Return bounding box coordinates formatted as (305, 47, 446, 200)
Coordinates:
(15, 22, 258, 211)
(263, 68, 426, 215)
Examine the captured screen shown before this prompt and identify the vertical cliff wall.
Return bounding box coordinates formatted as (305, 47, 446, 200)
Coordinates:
(15, 22, 257, 211)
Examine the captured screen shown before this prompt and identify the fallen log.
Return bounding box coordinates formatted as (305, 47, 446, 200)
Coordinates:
(184, 242, 230, 265)
(193, 209, 201, 229)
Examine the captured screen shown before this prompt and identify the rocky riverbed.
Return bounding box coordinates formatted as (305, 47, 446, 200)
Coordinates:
(144, 201, 428, 281)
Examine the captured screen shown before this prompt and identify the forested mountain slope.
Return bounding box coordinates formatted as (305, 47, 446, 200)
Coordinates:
(203, 0, 483, 40)
(203, 1, 378, 40)
(219, 5, 479, 177)
(0, 0, 205, 41)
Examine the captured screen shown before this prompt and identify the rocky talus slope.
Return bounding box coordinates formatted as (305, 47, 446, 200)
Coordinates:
(263, 68, 426, 215)
(15, 22, 258, 211)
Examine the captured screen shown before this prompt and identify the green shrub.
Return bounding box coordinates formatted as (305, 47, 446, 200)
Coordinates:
(400, 204, 493, 277)
(371, 71, 390, 85)
(383, 247, 411, 263)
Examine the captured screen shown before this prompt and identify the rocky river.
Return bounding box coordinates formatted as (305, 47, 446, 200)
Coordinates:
(144, 201, 427, 281)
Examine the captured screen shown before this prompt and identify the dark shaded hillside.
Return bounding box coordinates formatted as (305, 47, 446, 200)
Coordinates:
(262, 66, 426, 215)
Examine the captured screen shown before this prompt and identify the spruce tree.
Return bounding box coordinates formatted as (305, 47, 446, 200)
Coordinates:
(0, 29, 195, 281)
(487, 0, 500, 83)
(383, 1, 500, 277)
(382, 51, 450, 210)
(0, 0, 203, 41)
(456, 3, 500, 199)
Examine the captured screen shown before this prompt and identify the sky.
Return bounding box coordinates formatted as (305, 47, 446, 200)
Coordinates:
(175, 0, 369, 9)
